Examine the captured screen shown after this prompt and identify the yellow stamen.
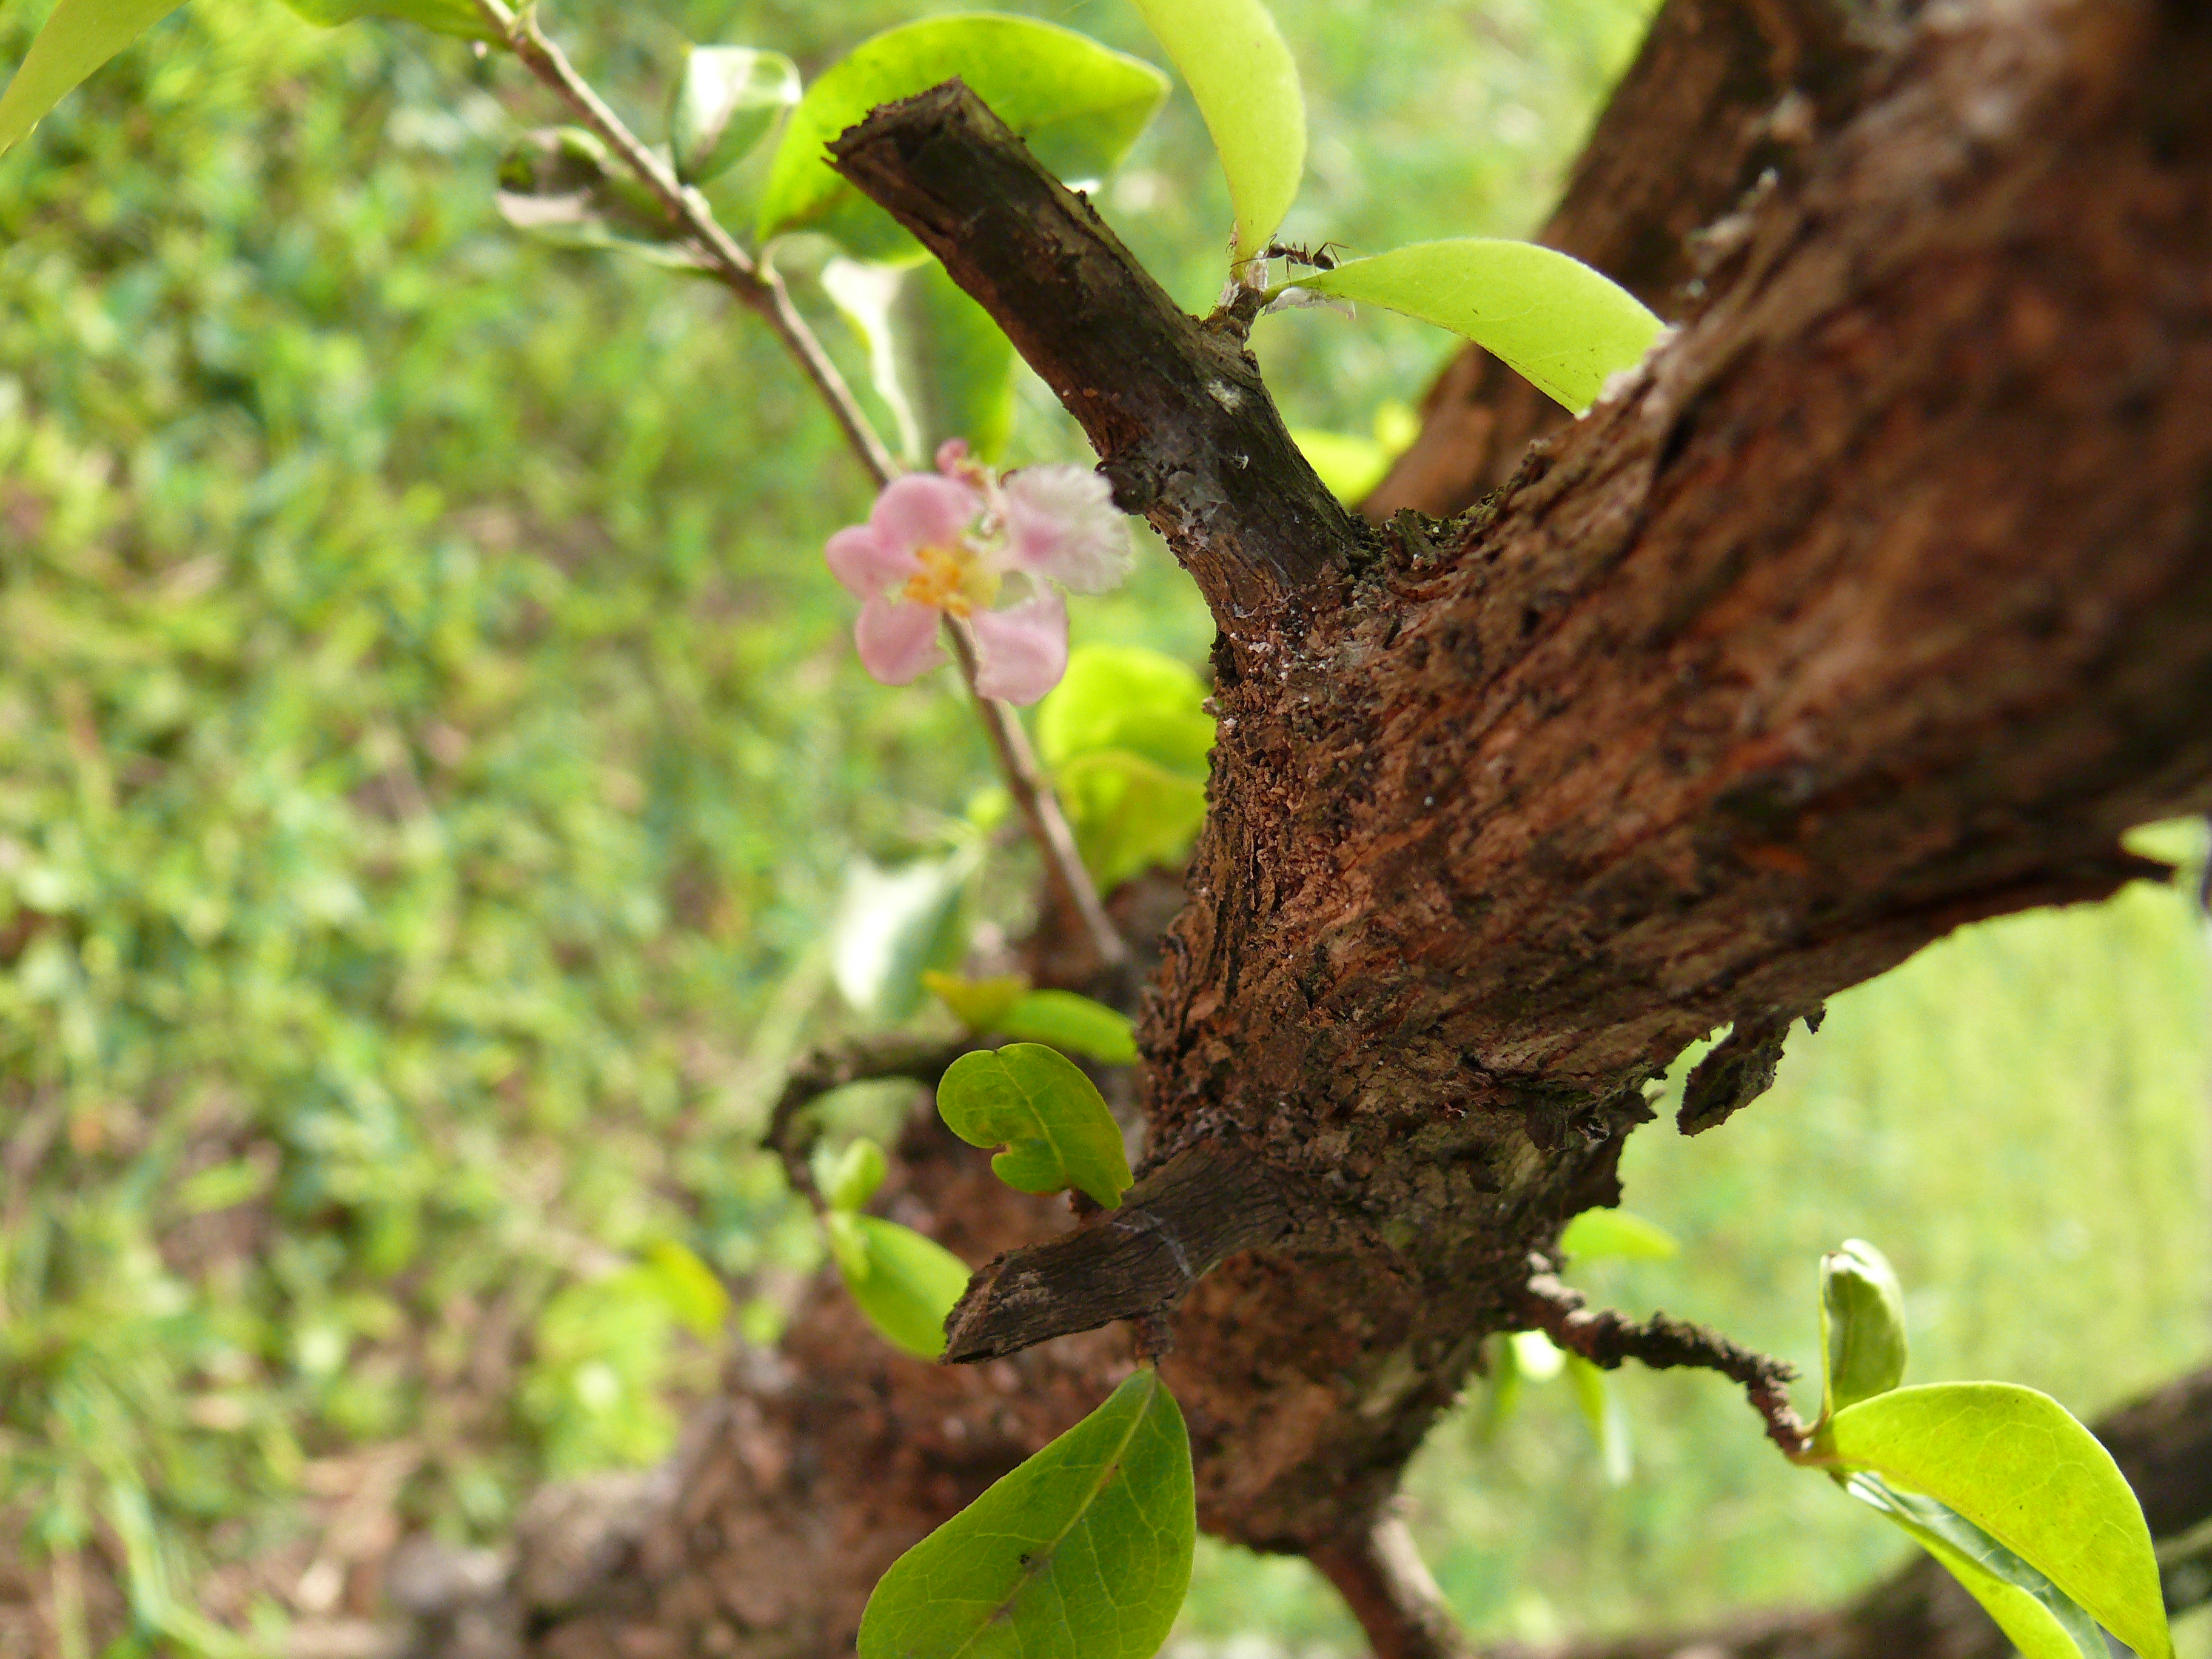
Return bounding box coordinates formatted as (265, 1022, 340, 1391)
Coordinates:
(902, 542, 999, 617)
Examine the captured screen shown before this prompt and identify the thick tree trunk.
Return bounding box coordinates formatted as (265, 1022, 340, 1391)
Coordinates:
(474, 0, 2212, 1653)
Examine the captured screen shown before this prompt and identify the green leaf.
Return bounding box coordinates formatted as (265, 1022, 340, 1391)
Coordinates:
(1125, 0, 1304, 263)
(495, 127, 703, 269)
(0, 0, 186, 156)
(822, 256, 1018, 468)
(813, 1136, 890, 1214)
(1559, 1207, 1679, 1262)
(669, 45, 799, 186)
(1476, 1332, 1523, 1444)
(831, 850, 977, 1023)
(1845, 1473, 2107, 1659)
(1825, 1382, 2173, 1659)
(1039, 644, 1216, 775)
(1285, 240, 1663, 415)
(273, 0, 491, 38)
(936, 1042, 1131, 1207)
(923, 970, 1031, 1031)
(825, 1212, 972, 1360)
(756, 14, 1169, 258)
(1056, 751, 1208, 890)
(859, 1366, 1195, 1659)
(1820, 1238, 1908, 1418)
(997, 990, 1139, 1065)
(638, 1240, 731, 1340)
(1564, 1353, 1632, 1486)
(1510, 1329, 1564, 1381)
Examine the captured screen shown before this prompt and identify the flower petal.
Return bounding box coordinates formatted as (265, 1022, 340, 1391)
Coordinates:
(855, 595, 947, 685)
(969, 591, 1069, 705)
(935, 437, 971, 475)
(871, 472, 980, 555)
(1002, 465, 1130, 594)
(825, 524, 914, 598)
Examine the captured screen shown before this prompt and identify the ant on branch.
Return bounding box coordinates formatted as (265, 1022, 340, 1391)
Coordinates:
(1264, 238, 1345, 272)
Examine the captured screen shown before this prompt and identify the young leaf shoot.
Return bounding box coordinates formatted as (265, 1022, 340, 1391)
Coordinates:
(936, 1043, 1132, 1207)
(1125, 0, 1305, 263)
(1283, 239, 1662, 414)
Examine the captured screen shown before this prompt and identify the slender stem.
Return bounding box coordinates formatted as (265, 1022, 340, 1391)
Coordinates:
(945, 620, 1127, 968)
(471, 0, 1127, 971)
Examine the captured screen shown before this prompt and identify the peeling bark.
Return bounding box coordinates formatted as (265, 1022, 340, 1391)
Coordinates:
(493, 0, 2212, 1652)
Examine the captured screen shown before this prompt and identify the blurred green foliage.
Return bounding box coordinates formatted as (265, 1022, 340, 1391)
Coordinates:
(1, 0, 2205, 1654)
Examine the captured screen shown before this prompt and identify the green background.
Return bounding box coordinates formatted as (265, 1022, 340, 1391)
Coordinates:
(0, 0, 2204, 1652)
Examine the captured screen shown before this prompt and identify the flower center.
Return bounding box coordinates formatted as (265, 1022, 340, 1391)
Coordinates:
(901, 541, 999, 617)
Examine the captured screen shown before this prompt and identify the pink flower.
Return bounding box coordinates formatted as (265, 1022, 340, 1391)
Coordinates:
(824, 445, 1130, 706)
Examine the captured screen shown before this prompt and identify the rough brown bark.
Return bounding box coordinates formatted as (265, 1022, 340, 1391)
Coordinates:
(486, 0, 2212, 1653)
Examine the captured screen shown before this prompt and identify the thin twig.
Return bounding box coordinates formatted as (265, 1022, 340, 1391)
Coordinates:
(945, 620, 1127, 969)
(472, 0, 896, 485)
(1518, 1265, 1810, 1456)
(470, 0, 1127, 970)
(765, 1034, 980, 1195)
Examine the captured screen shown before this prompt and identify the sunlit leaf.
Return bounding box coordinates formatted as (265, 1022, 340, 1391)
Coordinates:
(823, 256, 1017, 467)
(1559, 1207, 1678, 1262)
(1820, 1237, 1908, 1418)
(813, 1136, 890, 1214)
(639, 1240, 731, 1340)
(1039, 645, 1213, 889)
(1290, 427, 1393, 504)
(936, 1042, 1131, 1207)
(831, 850, 976, 1023)
(1846, 1473, 2106, 1659)
(275, 0, 491, 38)
(859, 1366, 1194, 1659)
(923, 970, 1031, 1031)
(1564, 1353, 1632, 1486)
(1126, 0, 1304, 263)
(1511, 1329, 1564, 1381)
(1285, 240, 1663, 414)
(997, 990, 1138, 1065)
(1825, 1382, 2173, 1659)
(669, 45, 798, 185)
(0, 0, 185, 156)
(756, 13, 1168, 258)
(1039, 644, 1215, 776)
(825, 1212, 971, 1360)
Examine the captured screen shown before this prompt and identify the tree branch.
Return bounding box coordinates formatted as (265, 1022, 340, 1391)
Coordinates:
(829, 82, 1358, 618)
(1518, 1269, 1809, 1456)
(1310, 1515, 1477, 1659)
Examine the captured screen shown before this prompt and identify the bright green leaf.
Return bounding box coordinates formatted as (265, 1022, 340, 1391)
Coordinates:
(1564, 1353, 1632, 1486)
(1056, 751, 1208, 890)
(1290, 427, 1392, 504)
(1825, 1382, 2173, 1659)
(756, 14, 1168, 258)
(1039, 644, 1215, 775)
(831, 850, 976, 1022)
(670, 45, 799, 186)
(923, 970, 1030, 1031)
(825, 1212, 972, 1360)
(639, 1240, 731, 1340)
(1126, 0, 1304, 263)
(1845, 1473, 2106, 1659)
(0, 0, 185, 156)
(859, 1366, 1195, 1659)
(1559, 1207, 1679, 1262)
(1820, 1238, 1908, 1418)
(998, 990, 1138, 1065)
(275, 0, 491, 37)
(814, 1136, 890, 1214)
(1286, 240, 1663, 414)
(1476, 1332, 1523, 1444)
(936, 1042, 1131, 1207)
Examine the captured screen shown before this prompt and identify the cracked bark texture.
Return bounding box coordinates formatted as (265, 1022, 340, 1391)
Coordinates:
(491, 0, 2212, 1652)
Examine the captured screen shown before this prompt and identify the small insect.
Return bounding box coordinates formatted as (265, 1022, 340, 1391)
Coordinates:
(1264, 238, 1345, 272)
